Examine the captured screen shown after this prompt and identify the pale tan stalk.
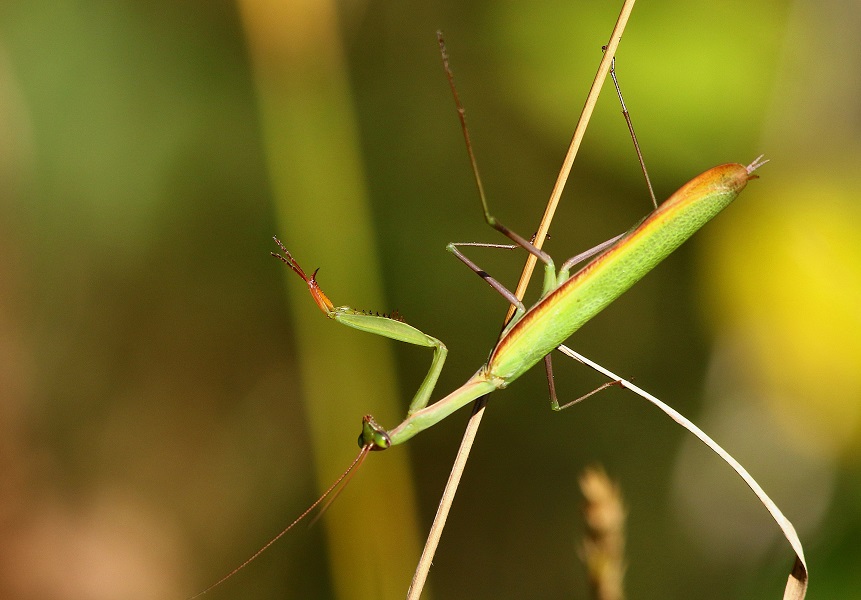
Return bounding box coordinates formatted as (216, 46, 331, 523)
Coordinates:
(407, 2, 640, 597)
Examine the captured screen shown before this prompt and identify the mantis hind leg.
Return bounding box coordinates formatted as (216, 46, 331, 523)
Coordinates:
(545, 351, 624, 411)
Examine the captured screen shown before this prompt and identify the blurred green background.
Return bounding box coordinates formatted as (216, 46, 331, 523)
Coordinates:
(0, 0, 858, 598)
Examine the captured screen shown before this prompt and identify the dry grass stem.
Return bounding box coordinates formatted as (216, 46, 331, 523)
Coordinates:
(407, 1, 640, 598)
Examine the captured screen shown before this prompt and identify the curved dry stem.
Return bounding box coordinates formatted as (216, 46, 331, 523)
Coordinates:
(557, 344, 808, 600)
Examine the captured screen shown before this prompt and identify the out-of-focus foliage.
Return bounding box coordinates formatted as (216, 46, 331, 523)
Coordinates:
(0, 0, 857, 599)
(703, 172, 861, 457)
(236, 1, 426, 598)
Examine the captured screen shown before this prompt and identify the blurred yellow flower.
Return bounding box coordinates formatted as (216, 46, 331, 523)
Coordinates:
(701, 167, 861, 458)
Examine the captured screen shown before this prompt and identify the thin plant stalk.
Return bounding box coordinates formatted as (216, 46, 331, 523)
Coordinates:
(407, 1, 639, 597)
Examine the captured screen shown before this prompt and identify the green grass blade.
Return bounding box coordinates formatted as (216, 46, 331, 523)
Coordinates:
(237, 2, 426, 598)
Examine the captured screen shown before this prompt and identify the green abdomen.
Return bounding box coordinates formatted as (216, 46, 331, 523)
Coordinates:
(487, 163, 752, 382)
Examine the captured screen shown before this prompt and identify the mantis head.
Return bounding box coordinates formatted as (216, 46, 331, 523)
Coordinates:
(359, 415, 392, 450)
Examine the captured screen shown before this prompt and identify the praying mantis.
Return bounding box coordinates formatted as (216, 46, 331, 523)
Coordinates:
(194, 22, 807, 600)
(271, 31, 764, 453)
(273, 156, 764, 451)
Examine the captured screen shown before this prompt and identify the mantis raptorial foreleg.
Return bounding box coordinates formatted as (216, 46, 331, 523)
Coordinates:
(271, 237, 447, 416)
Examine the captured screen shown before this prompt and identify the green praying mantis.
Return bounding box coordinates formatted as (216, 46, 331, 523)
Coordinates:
(273, 158, 763, 451)
(272, 36, 764, 454)
(192, 30, 807, 600)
